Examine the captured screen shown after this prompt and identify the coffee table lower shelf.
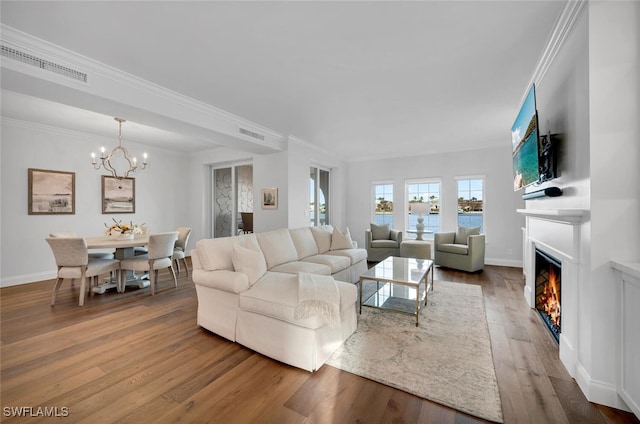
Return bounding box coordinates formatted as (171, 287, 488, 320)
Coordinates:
(358, 256, 434, 326)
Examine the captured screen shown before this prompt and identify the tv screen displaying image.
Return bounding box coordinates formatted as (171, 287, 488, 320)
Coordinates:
(511, 85, 540, 191)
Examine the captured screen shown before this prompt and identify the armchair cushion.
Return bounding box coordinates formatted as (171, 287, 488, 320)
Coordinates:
(437, 243, 469, 255)
(371, 239, 400, 248)
(455, 226, 480, 245)
(370, 223, 390, 240)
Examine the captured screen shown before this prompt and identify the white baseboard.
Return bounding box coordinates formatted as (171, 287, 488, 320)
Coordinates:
(576, 362, 631, 412)
(0, 271, 55, 288)
(485, 258, 522, 268)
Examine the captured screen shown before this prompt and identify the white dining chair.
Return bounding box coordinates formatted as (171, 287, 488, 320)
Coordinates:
(45, 237, 121, 306)
(120, 232, 178, 296)
(172, 227, 192, 277)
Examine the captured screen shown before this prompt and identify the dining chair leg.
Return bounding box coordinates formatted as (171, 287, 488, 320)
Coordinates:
(51, 277, 65, 306)
(79, 272, 87, 306)
(181, 257, 189, 277)
(169, 264, 178, 288)
(174, 259, 181, 276)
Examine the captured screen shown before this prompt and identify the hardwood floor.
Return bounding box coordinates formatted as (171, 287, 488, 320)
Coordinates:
(1, 263, 638, 423)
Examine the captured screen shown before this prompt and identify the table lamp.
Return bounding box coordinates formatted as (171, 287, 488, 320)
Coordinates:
(411, 202, 430, 240)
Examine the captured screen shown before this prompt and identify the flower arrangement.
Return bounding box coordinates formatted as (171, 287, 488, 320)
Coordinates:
(104, 218, 145, 236)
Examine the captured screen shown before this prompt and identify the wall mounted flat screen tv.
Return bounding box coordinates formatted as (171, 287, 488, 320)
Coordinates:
(511, 85, 540, 191)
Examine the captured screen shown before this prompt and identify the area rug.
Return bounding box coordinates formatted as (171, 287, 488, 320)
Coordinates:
(326, 280, 503, 423)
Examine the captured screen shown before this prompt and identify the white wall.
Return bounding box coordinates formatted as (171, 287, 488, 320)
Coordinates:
(0, 118, 190, 286)
(522, 1, 640, 409)
(346, 146, 525, 266)
(585, 0, 640, 408)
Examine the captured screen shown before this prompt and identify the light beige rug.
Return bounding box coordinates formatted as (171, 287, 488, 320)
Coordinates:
(326, 280, 503, 423)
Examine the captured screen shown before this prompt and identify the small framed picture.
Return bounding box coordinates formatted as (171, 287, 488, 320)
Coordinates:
(261, 188, 278, 210)
(102, 175, 135, 214)
(28, 168, 75, 215)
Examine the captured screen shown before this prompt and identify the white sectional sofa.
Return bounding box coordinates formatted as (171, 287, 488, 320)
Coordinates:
(191, 225, 368, 371)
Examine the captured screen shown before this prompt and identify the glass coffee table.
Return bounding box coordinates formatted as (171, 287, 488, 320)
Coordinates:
(359, 256, 434, 326)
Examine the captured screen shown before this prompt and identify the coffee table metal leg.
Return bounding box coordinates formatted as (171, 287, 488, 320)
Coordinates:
(415, 291, 420, 327)
(359, 277, 363, 314)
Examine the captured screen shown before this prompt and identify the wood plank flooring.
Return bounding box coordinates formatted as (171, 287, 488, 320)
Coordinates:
(1, 263, 638, 423)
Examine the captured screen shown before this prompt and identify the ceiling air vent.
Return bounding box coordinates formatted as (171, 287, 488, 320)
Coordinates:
(1, 45, 87, 83)
(238, 127, 265, 141)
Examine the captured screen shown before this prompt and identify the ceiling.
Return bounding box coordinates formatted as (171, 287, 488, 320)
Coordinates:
(0, 1, 566, 160)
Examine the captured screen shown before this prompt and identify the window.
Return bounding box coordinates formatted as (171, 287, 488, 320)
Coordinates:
(406, 181, 440, 238)
(373, 183, 393, 226)
(457, 178, 484, 233)
(310, 167, 329, 226)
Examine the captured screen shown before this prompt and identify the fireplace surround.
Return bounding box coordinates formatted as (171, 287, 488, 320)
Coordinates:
(518, 208, 585, 378)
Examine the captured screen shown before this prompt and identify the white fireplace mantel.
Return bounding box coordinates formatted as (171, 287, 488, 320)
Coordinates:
(517, 208, 587, 223)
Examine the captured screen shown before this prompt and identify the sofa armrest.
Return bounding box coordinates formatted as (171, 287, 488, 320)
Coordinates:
(192, 269, 250, 294)
(365, 229, 373, 249)
(390, 230, 402, 243)
(435, 232, 455, 247)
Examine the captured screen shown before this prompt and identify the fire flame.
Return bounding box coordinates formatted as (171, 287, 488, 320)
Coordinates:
(540, 267, 561, 327)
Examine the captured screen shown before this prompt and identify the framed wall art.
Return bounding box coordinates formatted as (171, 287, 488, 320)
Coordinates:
(261, 188, 278, 210)
(28, 168, 75, 215)
(102, 175, 135, 214)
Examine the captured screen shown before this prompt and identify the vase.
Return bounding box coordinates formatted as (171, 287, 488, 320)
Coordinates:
(117, 233, 134, 240)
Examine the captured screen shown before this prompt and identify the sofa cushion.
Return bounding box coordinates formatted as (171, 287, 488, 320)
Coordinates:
(289, 227, 319, 259)
(325, 248, 367, 265)
(196, 237, 236, 271)
(302, 254, 351, 273)
(455, 226, 480, 245)
(239, 272, 356, 330)
(256, 228, 299, 269)
(437, 243, 469, 255)
(270, 261, 332, 276)
(232, 237, 267, 285)
(330, 227, 353, 250)
(371, 239, 399, 248)
(310, 225, 333, 254)
(370, 223, 390, 240)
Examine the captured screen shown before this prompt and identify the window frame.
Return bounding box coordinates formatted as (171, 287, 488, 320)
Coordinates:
(455, 175, 486, 236)
(404, 178, 442, 239)
(372, 181, 394, 227)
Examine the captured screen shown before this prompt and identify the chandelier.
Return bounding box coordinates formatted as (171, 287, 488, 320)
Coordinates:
(91, 117, 148, 179)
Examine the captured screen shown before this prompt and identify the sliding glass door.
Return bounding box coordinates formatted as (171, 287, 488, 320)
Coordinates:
(212, 164, 253, 238)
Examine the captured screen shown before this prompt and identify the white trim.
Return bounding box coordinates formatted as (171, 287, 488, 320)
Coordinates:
(1, 271, 56, 288)
(523, 0, 586, 98)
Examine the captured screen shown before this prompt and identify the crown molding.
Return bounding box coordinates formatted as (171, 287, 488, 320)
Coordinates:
(1, 24, 284, 143)
(524, 0, 586, 96)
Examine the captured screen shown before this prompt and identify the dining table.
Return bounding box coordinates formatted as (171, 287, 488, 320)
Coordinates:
(86, 235, 150, 293)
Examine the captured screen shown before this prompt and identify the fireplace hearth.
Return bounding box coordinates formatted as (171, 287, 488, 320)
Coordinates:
(535, 248, 562, 343)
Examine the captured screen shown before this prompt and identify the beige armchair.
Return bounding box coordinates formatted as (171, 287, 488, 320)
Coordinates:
(365, 223, 403, 262)
(434, 226, 485, 272)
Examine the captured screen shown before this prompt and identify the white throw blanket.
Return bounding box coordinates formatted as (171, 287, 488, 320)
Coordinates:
(294, 272, 341, 327)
